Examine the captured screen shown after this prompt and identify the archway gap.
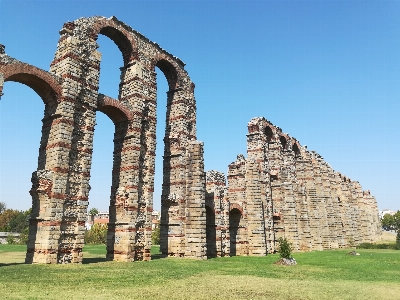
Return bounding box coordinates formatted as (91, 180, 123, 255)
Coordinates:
(229, 208, 242, 256)
(153, 67, 169, 213)
(0, 82, 44, 211)
(279, 135, 287, 150)
(156, 59, 179, 91)
(98, 26, 134, 66)
(264, 126, 273, 142)
(89, 34, 123, 214)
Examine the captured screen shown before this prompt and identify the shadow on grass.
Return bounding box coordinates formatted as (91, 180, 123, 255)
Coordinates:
(0, 262, 25, 267)
(82, 257, 108, 264)
(151, 253, 167, 260)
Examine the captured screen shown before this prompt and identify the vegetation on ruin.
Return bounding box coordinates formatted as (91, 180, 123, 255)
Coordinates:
(1, 245, 399, 300)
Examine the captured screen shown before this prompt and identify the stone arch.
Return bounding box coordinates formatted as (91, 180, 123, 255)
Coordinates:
(0, 61, 69, 264)
(0, 63, 61, 105)
(7, 16, 205, 264)
(154, 56, 181, 91)
(292, 141, 301, 156)
(264, 125, 273, 142)
(229, 203, 244, 214)
(87, 17, 138, 66)
(97, 94, 132, 123)
(279, 135, 288, 150)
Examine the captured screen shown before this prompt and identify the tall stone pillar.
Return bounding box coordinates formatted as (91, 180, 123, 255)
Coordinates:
(106, 58, 156, 262)
(184, 141, 206, 258)
(245, 160, 267, 256)
(160, 79, 206, 258)
(26, 23, 100, 263)
(280, 140, 300, 251)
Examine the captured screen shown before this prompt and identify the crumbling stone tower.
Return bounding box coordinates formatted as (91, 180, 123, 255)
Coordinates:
(0, 16, 206, 263)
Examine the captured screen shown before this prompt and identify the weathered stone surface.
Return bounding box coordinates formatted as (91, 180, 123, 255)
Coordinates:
(1, 16, 206, 263)
(207, 117, 381, 256)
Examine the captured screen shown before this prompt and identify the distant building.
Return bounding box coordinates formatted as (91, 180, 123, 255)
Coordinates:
(152, 210, 160, 229)
(85, 211, 109, 230)
(379, 209, 397, 219)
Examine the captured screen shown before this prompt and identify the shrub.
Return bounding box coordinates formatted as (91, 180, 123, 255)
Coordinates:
(85, 223, 107, 244)
(357, 242, 397, 250)
(278, 237, 292, 259)
(18, 227, 29, 245)
(6, 234, 17, 244)
(152, 226, 160, 245)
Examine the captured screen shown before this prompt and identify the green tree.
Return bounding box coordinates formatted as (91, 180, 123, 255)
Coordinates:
(0, 208, 31, 244)
(89, 208, 99, 216)
(0, 202, 6, 214)
(85, 223, 107, 244)
(89, 208, 99, 223)
(381, 211, 400, 249)
(0, 209, 19, 231)
(277, 237, 293, 259)
(152, 226, 160, 245)
(7, 209, 31, 233)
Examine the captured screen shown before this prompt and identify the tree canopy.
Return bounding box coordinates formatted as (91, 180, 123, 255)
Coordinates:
(89, 208, 99, 216)
(381, 211, 400, 247)
(0, 201, 6, 214)
(0, 208, 31, 232)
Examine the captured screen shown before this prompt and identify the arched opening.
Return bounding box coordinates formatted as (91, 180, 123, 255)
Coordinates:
(99, 26, 133, 66)
(264, 126, 273, 142)
(153, 68, 169, 253)
(87, 33, 125, 253)
(292, 143, 300, 157)
(206, 205, 216, 258)
(92, 34, 121, 205)
(229, 208, 242, 256)
(279, 136, 287, 150)
(0, 82, 45, 211)
(0, 71, 60, 263)
(154, 66, 168, 231)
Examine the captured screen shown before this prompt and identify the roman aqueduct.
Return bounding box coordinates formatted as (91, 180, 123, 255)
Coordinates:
(0, 16, 380, 263)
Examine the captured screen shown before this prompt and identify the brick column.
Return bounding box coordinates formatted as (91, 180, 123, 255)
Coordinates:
(106, 59, 156, 262)
(45, 25, 100, 263)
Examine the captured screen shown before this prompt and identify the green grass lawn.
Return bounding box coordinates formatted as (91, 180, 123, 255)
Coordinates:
(0, 244, 399, 300)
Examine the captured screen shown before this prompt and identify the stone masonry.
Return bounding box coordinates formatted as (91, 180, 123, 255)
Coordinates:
(205, 117, 381, 256)
(0, 17, 380, 263)
(0, 16, 205, 263)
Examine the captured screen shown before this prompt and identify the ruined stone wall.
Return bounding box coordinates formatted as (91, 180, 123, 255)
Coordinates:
(0, 16, 206, 263)
(220, 117, 381, 254)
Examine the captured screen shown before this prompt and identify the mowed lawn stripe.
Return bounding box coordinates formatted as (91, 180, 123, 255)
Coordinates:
(0, 245, 399, 299)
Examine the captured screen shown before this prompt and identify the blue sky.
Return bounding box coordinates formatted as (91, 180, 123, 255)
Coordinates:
(0, 0, 399, 212)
